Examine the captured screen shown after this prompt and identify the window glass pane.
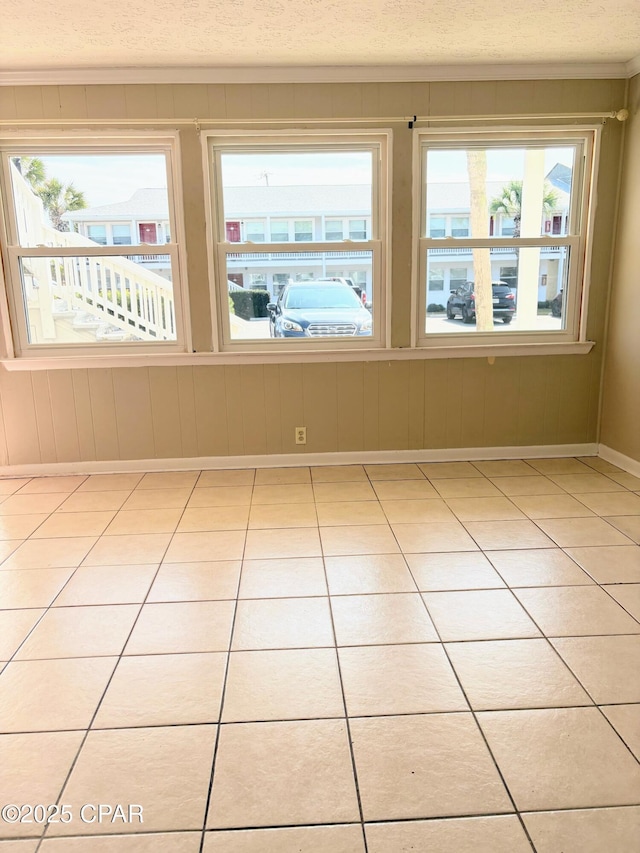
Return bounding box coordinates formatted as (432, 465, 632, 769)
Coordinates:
(424, 246, 569, 334)
(245, 221, 265, 242)
(348, 219, 367, 239)
(218, 150, 373, 245)
(449, 267, 468, 290)
(18, 254, 176, 344)
(225, 250, 373, 341)
(112, 224, 132, 245)
(9, 153, 170, 248)
(325, 219, 343, 240)
(425, 145, 575, 238)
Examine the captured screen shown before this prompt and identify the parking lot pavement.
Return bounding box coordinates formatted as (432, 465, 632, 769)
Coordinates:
(425, 314, 563, 334)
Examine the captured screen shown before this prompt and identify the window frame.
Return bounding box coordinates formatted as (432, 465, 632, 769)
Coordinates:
(413, 127, 599, 349)
(203, 129, 391, 353)
(0, 131, 190, 359)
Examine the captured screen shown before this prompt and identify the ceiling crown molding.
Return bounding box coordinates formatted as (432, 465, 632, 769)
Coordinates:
(0, 61, 633, 87)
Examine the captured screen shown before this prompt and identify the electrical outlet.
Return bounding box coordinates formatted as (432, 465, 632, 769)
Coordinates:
(295, 426, 307, 445)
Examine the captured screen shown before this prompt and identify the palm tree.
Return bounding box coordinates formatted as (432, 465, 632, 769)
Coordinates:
(12, 156, 46, 189)
(35, 178, 87, 231)
(490, 179, 559, 237)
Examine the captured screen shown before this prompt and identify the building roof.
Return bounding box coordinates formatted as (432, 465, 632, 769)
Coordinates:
(63, 188, 170, 222)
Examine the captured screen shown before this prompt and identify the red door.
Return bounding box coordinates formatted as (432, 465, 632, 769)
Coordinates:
(226, 221, 241, 242)
(139, 223, 157, 243)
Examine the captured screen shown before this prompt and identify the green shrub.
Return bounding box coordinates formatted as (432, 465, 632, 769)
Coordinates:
(538, 300, 550, 309)
(229, 289, 271, 320)
(427, 303, 445, 313)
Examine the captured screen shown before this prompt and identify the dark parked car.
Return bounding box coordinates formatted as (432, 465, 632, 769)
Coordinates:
(446, 281, 516, 324)
(267, 281, 372, 338)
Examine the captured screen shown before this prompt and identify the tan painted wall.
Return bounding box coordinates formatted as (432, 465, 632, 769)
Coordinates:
(0, 79, 626, 465)
(601, 75, 640, 463)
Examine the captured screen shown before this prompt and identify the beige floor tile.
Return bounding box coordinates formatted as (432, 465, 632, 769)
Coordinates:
(446, 639, 590, 710)
(527, 458, 594, 475)
(31, 511, 116, 538)
(486, 549, 593, 587)
(136, 471, 199, 490)
(445, 497, 525, 522)
(164, 531, 245, 563)
(254, 467, 311, 485)
(187, 486, 253, 507)
(406, 552, 505, 591)
(601, 704, 640, 759)
(0, 609, 44, 658)
(313, 481, 378, 502)
(391, 521, 478, 553)
(325, 554, 416, 595)
(605, 515, 640, 543)
(577, 491, 640, 515)
(248, 502, 318, 529)
(41, 834, 202, 852)
(76, 473, 144, 492)
(178, 506, 249, 532)
(365, 463, 425, 481)
(548, 473, 626, 493)
(125, 601, 235, 655)
(0, 657, 117, 732)
(222, 648, 343, 722)
(2, 537, 97, 569)
(372, 479, 439, 500)
(207, 719, 359, 828)
(94, 652, 227, 728)
(321, 525, 400, 556)
(0, 568, 73, 608)
(147, 561, 241, 602)
(381, 498, 456, 523)
(16, 605, 140, 660)
(366, 815, 532, 853)
(478, 707, 640, 809)
(522, 806, 640, 853)
(0, 840, 40, 850)
(424, 590, 540, 641)
(50, 725, 216, 835)
(197, 469, 255, 487)
(510, 494, 595, 519)
(604, 583, 640, 620)
(514, 586, 640, 636)
(433, 478, 502, 498)
(418, 462, 484, 479)
(0, 514, 47, 540)
(490, 475, 565, 496)
(565, 545, 640, 583)
(57, 491, 132, 513)
(0, 731, 85, 838)
(464, 520, 555, 550)
(16, 475, 86, 494)
(607, 472, 640, 489)
(339, 643, 466, 716)
(351, 713, 512, 820)
(0, 493, 68, 515)
(317, 501, 387, 526)
(577, 456, 624, 474)
(84, 533, 172, 566)
(244, 527, 321, 559)
(104, 509, 182, 536)
(232, 597, 334, 650)
(0, 540, 23, 565)
(204, 825, 365, 853)
(311, 465, 367, 482)
(53, 565, 157, 606)
(239, 557, 327, 598)
(471, 460, 538, 477)
(122, 488, 192, 510)
(0, 478, 32, 495)
(331, 593, 438, 645)
(251, 484, 314, 505)
(551, 636, 640, 703)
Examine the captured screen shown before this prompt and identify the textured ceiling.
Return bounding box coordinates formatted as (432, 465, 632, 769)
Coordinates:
(1, 0, 639, 71)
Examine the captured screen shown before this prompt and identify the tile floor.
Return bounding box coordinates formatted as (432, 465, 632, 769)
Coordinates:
(0, 457, 639, 851)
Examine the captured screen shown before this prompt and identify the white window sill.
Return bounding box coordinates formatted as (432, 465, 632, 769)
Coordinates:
(0, 341, 595, 370)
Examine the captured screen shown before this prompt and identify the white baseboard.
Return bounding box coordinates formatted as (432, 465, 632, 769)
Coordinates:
(598, 444, 640, 478)
(0, 443, 599, 478)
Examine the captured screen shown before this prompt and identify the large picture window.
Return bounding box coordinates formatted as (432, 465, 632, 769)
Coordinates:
(0, 134, 187, 356)
(205, 131, 389, 350)
(416, 129, 596, 347)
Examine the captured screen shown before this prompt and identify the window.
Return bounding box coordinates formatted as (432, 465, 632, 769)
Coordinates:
(417, 129, 595, 346)
(206, 131, 388, 350)
(270, 220, 289, 242)
(245, 220, 266, 243)
(0, 136, 186, 355)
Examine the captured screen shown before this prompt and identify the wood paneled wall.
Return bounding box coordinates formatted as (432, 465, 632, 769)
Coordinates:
(0, 78, 627, 466)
